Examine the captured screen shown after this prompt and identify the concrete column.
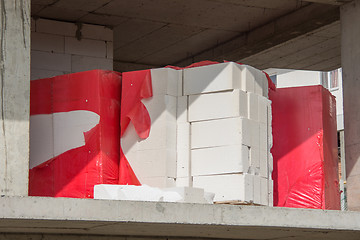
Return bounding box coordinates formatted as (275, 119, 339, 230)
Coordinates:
(341, 0, 360, 211)
(0, 0, 30, 196)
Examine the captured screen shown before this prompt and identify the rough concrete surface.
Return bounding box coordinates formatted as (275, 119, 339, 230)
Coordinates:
(0, 0, 30, 196)
(0, 196, 359, 239)
(341, 0, 360, 211)
(30, 0, 345, 71)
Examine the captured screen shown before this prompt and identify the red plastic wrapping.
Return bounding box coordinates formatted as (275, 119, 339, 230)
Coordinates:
(270, 85, 340, 209)
(29, 70, 121, 198)
(119, 70, 153, 185)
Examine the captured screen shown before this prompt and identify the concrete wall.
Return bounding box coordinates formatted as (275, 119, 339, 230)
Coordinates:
(31, 18, 113, 80)
(341, 0, 360, 211)
(0, 0, 31, 196)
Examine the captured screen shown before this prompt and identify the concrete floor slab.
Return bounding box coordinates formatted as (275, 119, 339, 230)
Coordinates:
(0, 197, 359, 239)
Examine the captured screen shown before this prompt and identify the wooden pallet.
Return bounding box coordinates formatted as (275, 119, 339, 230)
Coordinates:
(214, 200, 260, 206)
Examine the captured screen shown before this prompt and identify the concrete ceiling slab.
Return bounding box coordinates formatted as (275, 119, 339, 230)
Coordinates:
(31, 0, 57, 5)
(114, 24, 204, 62)
(94, 0, 306, 31)
(212, 0, 306, 9)
(78, 13, 128, 26)
(139, 29, 239, 66)
(304, 0, 352, 5)
(240, 21, 341, 71)
(52, 0, 112, 12)
(31, 4, 46, 15)
(33, 6, 89, 22)
(31, 0, 344, 72)
(113, 19, 167, 50)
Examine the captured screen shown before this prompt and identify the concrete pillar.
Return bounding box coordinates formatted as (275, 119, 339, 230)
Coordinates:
(0, 0, 30, 196)
(341, 0, 360, 211)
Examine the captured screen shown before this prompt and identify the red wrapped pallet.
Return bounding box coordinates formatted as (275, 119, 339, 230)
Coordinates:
(29, 70, 121, 198)
(270, 85, 340, 209)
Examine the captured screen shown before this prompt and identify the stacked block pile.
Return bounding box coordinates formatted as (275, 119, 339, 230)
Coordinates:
(121, 68, 182, 188)
(122, 62, 273, 206)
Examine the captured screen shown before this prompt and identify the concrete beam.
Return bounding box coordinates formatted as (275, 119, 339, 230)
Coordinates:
(0, 0, 31, 196)
(304, 0, 352, 5)
(174, 3, 339, 67)
(0, 197, 360, 239)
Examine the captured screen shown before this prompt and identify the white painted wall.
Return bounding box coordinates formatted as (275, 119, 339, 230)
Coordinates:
(31, 18, 113, 80)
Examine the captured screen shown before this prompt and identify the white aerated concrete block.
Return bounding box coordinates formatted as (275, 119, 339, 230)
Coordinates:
(165, 187, 208, 203)
(267, 103, 273, 149)
(106, 42, 113, 59)
(71, 55, 113, 72)
(191, 117, 251, 149)
(188, 89, 247, 122)
(31, 69, 69, 80)
(65, 37, 107, 58)
(183, 62, 241, 95)
(140, 177, 176, 188)
(129, 148, 176, 179)
(176, 177, 192, 187)
(177, 123, 190, 178)
(247, 92, 258, 121)
(82, 24, 113, 41)
(151, 68, 182, 96)
(177, 96, 188, 123)
(268, 179, 274, 207)
(31, 32, 65, 53)
(53, 110, 100, 157)
(238, 64, 268, 97)
(268, 153, 274, 177)
(31, 50, 71, 72)
(260, 177, 269, 206)
(136, 120, 177, 150)
(36, 18, 76, 37)
(177, 149, 190, 178)
(259, 149, 268, 178)
(193, 174, 253, 202)
(259, 150, 269, 178)
(260, 123, 268, 151)
(253, 175, 261, 204)
(177, 122, 190, 150)
(94, 185, 210, 203)
(94, 184, 120, 200)
(143, 95, 177, 123)
(121, 122, 139, 154)
(258, 96, 269, 124)
(29, 114, 54, 169)
(250, 120, 260, 149)
(191, 145, 249, 176)
(131, 95, 176, 150)
(240, 65, 255, 93)
(249, 147, 260, 174)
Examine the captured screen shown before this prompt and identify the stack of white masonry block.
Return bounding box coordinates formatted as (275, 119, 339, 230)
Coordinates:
(182, 62, 273, 205)
(121, 62, 273, 206)
(31, 18, 113, 80)
(121, 68, 182, 188)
